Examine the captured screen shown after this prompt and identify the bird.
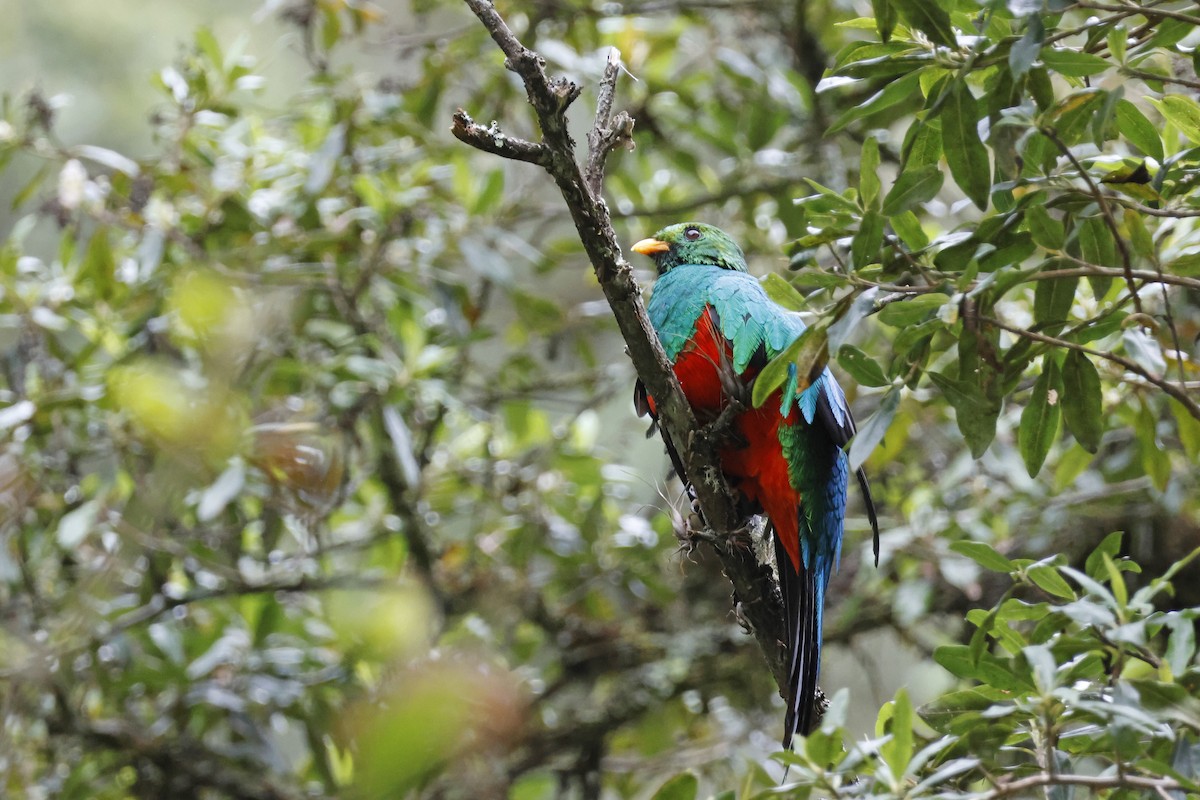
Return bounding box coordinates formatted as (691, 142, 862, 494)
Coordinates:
(630, 222, 879, 749)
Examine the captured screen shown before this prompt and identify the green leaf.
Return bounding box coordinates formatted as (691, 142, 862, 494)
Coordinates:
(928, 371, 1000, 458)
(1018, 356, 1063, 477)
(871, 0, 897, 43)
(1023, 643, 1058, 693)
(472, 168, 506, 215)
(1123, 328, 1166, 376)
(877, 292, 951, 327)
(933, 645, 1027, 690)
(1091, 86, 1123, 149)
(799, 178, 862, 213)
(941, 81, 991, 210)
(1085, 531, 1124, 580)
(1060, 350, 1103, 453)
(1151, 95, 1200, 145)
(650, 773, 698, 800)
(902, 118, 943, 169)
(919, 688, 995, 734)
(890, 0, 956, 47)
(1137, 398, 1171, 490)
(1147, 16, 1200, 50)
(12, 163, 49, 210)
(1040, 48, 1110, 77)
(1170, 399, 1200, 462)
(882, 164, 944, 216)
(827, 289, 879, 353)
(1053, 442, 1094, 491)
(1027, 562, 1076, 599)
(861, 136, 882, 209)
(881, 688, 914, 780)
(1166, 614, 1197, 676)
(828, 69, 924, 135)
(1046, 88, 1104, 145)
(1107, 27, 1126, 64)
(752, 325, 828, 409)
(1167, 251, 1200, 277)
(852, 209, 884, 269)
(1025, 205, 1064, 250)
(1078, 217, 1115, 297)
(1009, 15, 1043, 79)
(889, 209, 929, 249)
(761, 273, 807, 312)
(838, 345, 890, 387)
(195, 26, 224, 71)
(1101, 553, 1128, 608)
(848, 386, 900, 471)
(950, 540, 1016, 573)
(1033, 273, 1078, 325)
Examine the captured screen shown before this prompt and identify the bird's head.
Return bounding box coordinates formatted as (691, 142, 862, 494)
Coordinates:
(630, 222, 747, 274)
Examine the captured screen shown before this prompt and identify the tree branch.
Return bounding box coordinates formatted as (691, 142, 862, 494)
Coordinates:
(984, 770, 1186, 799)
(585, 49, 636, 197)
(453, 0, 796, 715)
(1075, 1, 1200, 26)
(1036, 255, 1200, 291)
(450, 110, 550, 165)
(981, 315, 1200, 420)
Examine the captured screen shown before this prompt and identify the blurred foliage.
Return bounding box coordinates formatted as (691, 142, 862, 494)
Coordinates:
(0, 0, 1196, 798)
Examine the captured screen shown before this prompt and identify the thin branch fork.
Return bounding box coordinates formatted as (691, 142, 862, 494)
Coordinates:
(453, 0, 796, 698)
(981, 314, 1200, 421)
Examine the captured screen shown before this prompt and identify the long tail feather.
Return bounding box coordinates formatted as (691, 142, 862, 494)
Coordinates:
(775, 533, 824, 750)
(856, 466, 881, 567)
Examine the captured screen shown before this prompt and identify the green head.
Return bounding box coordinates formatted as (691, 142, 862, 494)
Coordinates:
(631, 222, 747, 274)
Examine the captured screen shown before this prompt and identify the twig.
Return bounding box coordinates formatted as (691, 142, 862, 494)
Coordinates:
(1121, 66, 1200, 92)
(1041, 127, 1143, 317)
(984, 770, 1185, 799)
(981, 315, 1200, 420)
(1037, 255, 1200, 291)
(451, 110, 550, 166)
(1075, 1, 1200, 26)
(585, 49, 636, 198)
(1112, 197, 1200, 218)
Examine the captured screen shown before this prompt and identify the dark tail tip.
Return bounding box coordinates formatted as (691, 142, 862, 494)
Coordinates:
(775, 536, 823, 750)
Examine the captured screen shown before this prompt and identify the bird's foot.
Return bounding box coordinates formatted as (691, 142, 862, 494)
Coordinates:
(724, 522, 756, 553)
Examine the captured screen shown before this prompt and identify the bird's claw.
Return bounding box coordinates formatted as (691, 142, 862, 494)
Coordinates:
(724, 522, 756, 552)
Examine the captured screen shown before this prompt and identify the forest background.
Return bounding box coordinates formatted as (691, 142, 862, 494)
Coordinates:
(1, 0, 1199, 798)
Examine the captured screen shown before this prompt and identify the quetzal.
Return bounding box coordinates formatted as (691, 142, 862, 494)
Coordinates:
(630, 222, 879, 749)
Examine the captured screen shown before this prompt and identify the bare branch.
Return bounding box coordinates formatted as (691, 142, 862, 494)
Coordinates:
(585, 49, 636, 197)
(451, 110, 550, 166)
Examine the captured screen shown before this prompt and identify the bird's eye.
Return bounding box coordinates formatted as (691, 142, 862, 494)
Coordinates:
(684, 227, 701, 241)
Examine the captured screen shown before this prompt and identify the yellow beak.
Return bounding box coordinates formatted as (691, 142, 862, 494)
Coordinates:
(631, 238, 670, 255)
